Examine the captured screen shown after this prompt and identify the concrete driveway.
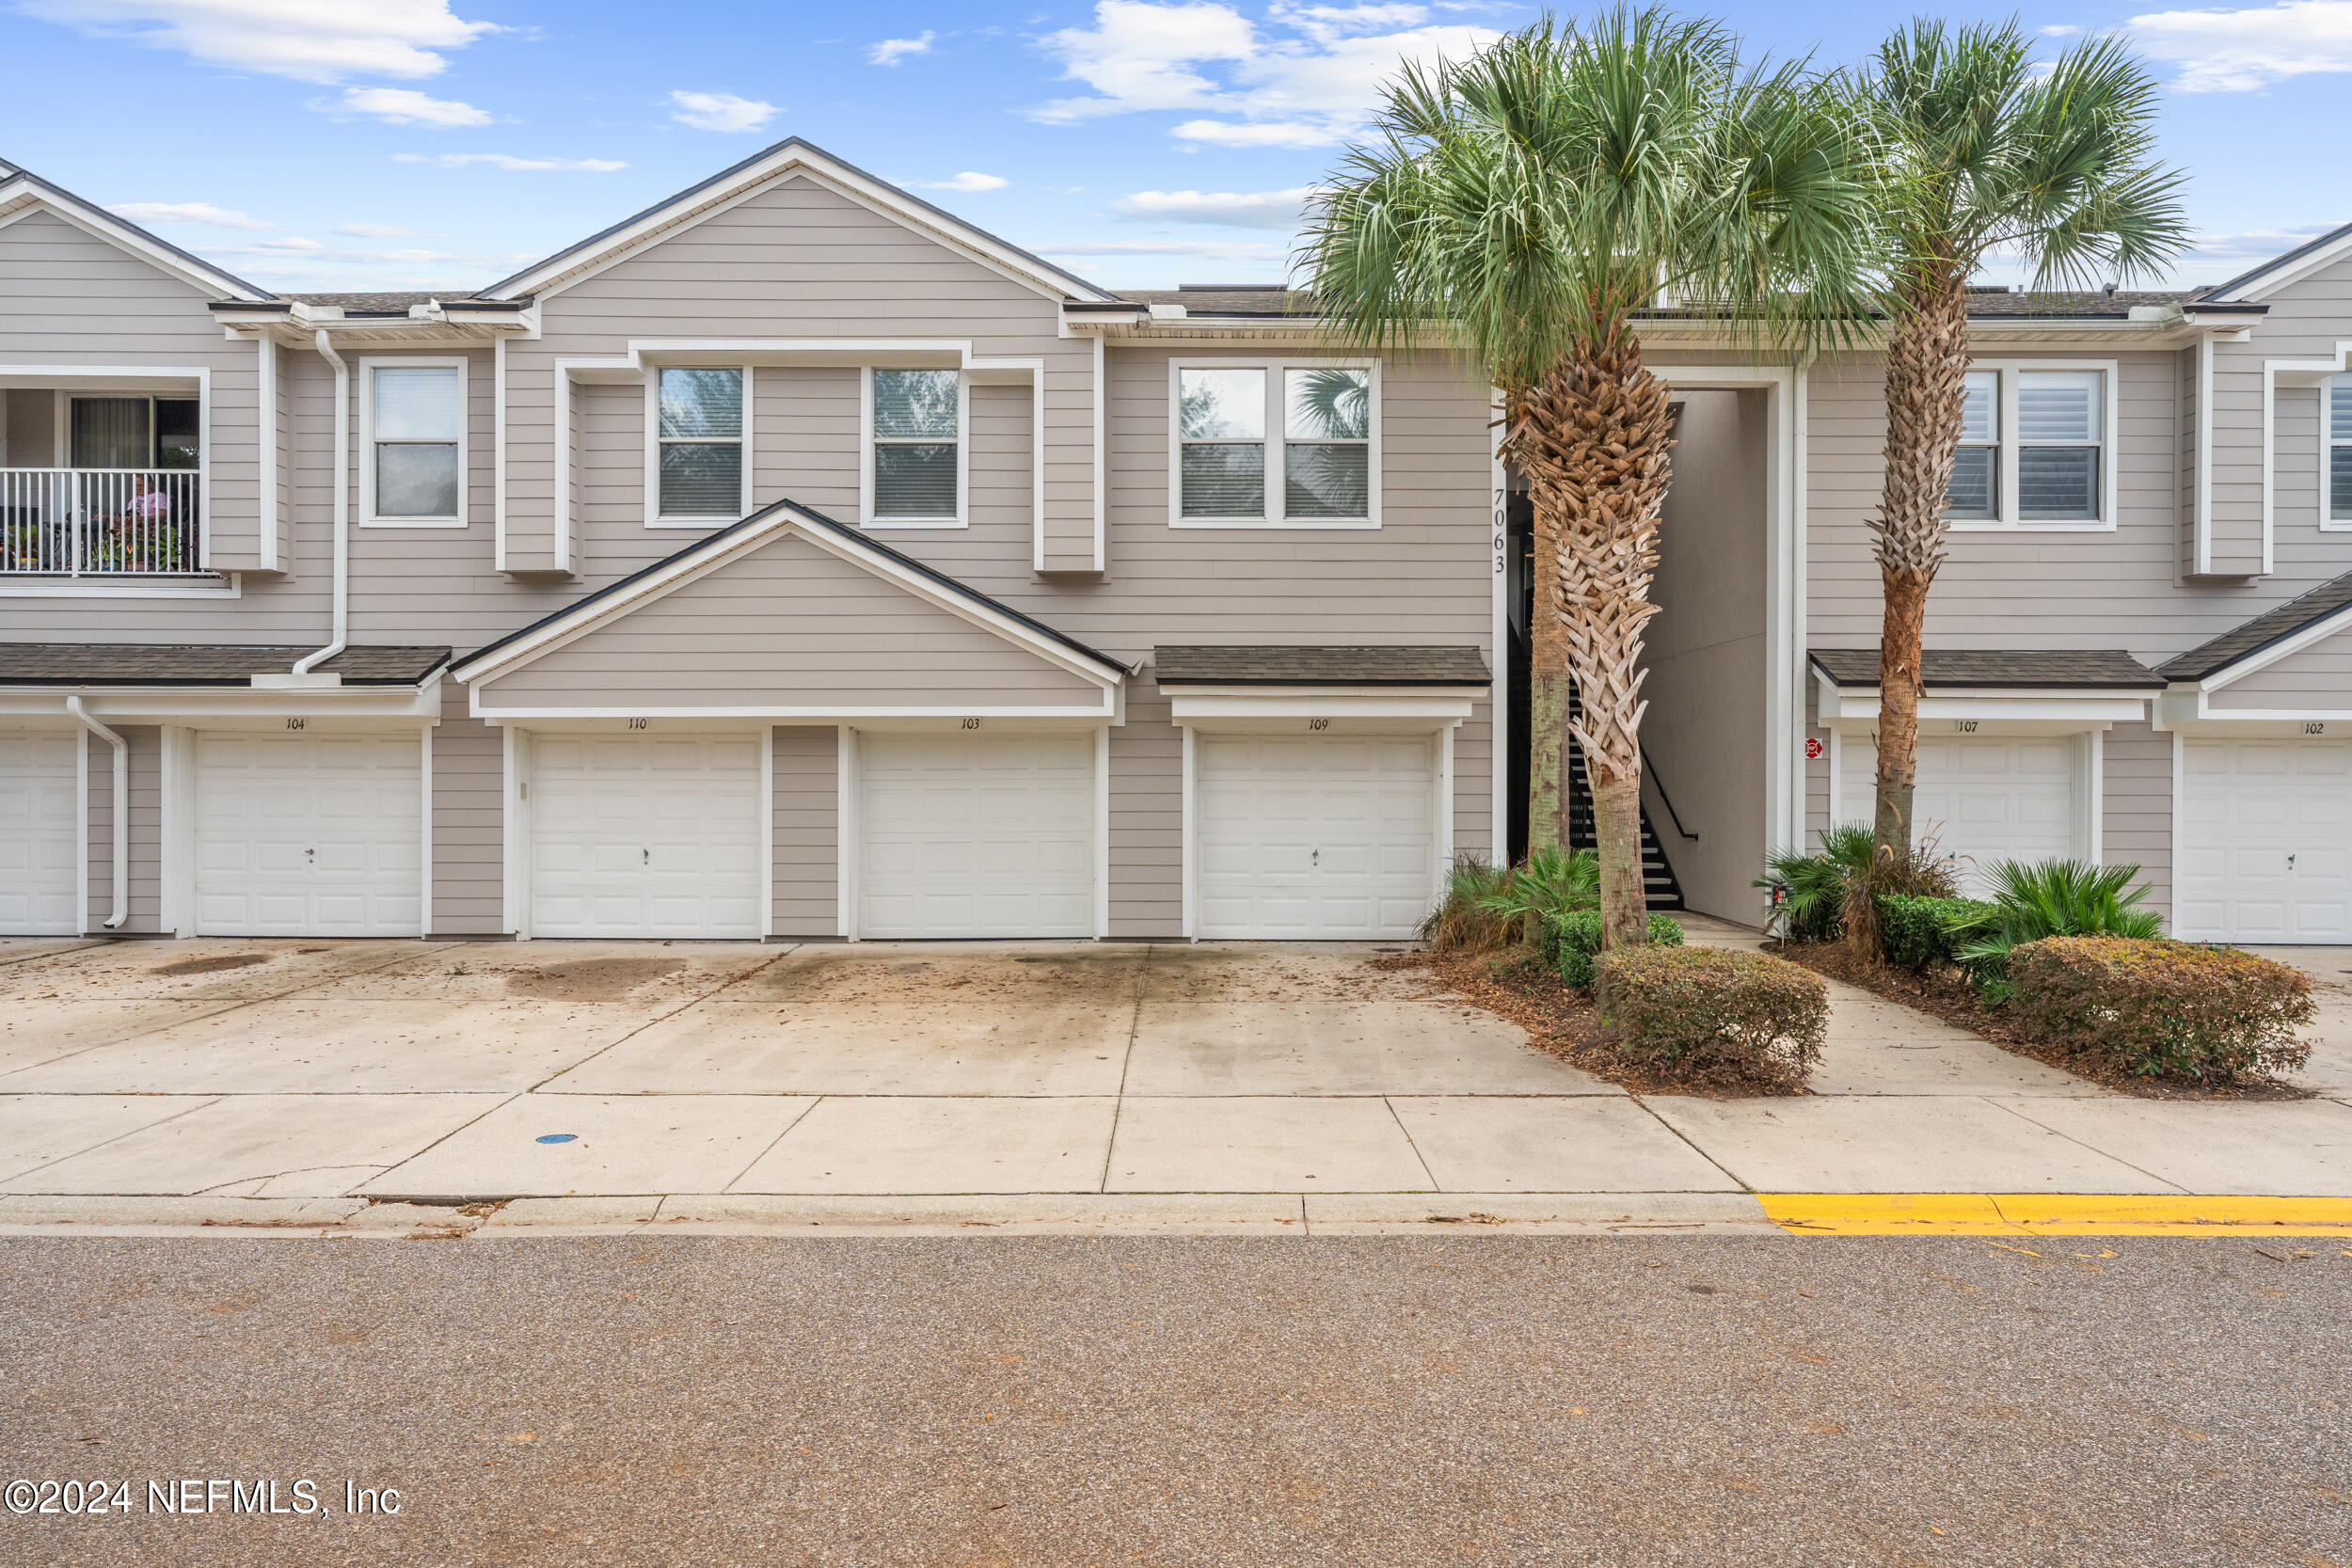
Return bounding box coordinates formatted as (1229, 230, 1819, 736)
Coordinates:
(1, 929, 2348, 1222)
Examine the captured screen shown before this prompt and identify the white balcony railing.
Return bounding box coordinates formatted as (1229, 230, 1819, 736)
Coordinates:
(1, 468, 202, 577)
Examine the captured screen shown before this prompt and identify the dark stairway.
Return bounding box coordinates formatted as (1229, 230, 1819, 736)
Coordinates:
(1564, 689, 1687, 912)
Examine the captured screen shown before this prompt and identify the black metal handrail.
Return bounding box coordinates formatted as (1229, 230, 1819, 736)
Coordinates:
(1642, 752, 1699, 841)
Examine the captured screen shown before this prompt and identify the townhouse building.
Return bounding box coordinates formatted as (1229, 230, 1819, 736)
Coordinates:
(1, 137, 2346, 945)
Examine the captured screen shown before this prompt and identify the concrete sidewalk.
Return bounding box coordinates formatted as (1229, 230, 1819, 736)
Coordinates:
(0, 925, 2346, 1234)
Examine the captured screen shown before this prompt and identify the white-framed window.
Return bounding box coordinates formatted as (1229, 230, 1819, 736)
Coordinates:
(359, 357, 466, 527)
(2326, 372, 2352, 528)
(1169, 359, 1379, 528)
(862, 368, 966, 527)
(1942, 362, 2113, 531)
(646, 366, 750, 526)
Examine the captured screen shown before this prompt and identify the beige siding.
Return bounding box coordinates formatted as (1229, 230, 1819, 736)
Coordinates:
(771, 725, 837, 936)
(1804, 681, 1831, 847)
(1454, 702, 1493, 862)
(430, 688, 504, 936)
(2208, 621, 2352, 706)
(2102, 721, 2172, 921)
(84, 723, 162, 934)
(1110, 685, 1182, 937)
(477, 529, 1104, 710)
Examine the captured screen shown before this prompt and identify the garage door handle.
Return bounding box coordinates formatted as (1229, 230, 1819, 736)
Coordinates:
(305, 847, 314, 863)
(2288, 852, 2297, 871)
(642, 847, 650, 866)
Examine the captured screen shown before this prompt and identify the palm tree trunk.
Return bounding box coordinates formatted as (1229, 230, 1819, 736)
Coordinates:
(1522, 390, 1576, 858)
(1872, 278, 1970, 857)
(1509, 325, 1673, 950)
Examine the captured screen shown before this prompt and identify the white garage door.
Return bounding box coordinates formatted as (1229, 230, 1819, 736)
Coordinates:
(531, 733, 762, 940)
(1197, 732, 1436, 940)
(194, 731, 422, 936)
(2177, 736, 2352, 943)
(1840, 732, 2080, 894)
(857, 730, 1093, 938)
(1, 730, 80, 935)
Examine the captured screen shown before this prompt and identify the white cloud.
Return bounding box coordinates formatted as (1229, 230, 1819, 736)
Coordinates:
(20, 0, 499, 83)
(334, 222, 421, 238)
(667, 89, 777, 132)
(106, 200, 269, 230)
(922, 171, 1011, 192)
(2040, 23, 2082, 34)
(392, 152, 627, 171)
(2131, 0, 2352, 89)
(1113, 185, 1315, 227)
(1171, 117, 1341, 146)
(326, 87, 493, 127)
(869, 30, 937, 65)
(1035, 236, 1290, 258)
(2183, 222, 2344, 261)
(1032, 0, 1498, 143)
(251, 236, 326, 252)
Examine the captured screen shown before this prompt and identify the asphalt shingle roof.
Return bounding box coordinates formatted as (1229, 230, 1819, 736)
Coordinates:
(2155, 570, 2352, 681)
(1153, 645, 1491, 686)
(0, 644, 451, 686)
(1808, 648, 2162, 689)
(282, 291, 475, 311)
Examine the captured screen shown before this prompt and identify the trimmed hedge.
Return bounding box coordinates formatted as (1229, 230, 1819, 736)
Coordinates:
(2007, 937, 2315, 1083)
(1546, 910, 1685, 990)
(1876, 894, 1994, 973)
(1595, 946, 1827, 1087)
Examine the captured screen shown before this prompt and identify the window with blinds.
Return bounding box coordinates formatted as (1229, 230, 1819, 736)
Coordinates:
(870, 369, 960, 521)
(1176, 363, 1375, 524)
(2328, 374, 2352, 525)
(1179, 367, 1265, 517)
(2016, 371, 2102, 521)
(371, 365, 462, 521)
(656, 368, 744, 520)
(1946, 371, 1998, 520)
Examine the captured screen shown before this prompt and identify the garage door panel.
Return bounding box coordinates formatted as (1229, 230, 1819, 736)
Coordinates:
(530, 733, 762, 940)
(856, 730, 1095, 939)
(194, 731, 422, 937)
(1842, 734, 2080, 895)
(1, 731, 81, 933)
(2178, 736, 2352, 942)
(1197, 731, 1435, 941)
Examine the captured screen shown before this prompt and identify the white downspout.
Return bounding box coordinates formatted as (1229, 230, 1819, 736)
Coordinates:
(66, 695, 127, 930)
(293, 328, 349, 676)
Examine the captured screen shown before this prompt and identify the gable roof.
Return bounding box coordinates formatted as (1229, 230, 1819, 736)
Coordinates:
(1154, 645, 1491, 686)
(2155, 570, 2352, 684)
(450, 497, 1129, 686)
(2198, 218, 2352, 304)
(0, 164, 271, 302)
(1809, 649, 2162, 689)
(0, 643, 446, 687)
(476, 136, 1118, 306)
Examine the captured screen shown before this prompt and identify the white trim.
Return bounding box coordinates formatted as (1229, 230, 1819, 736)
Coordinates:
(160, 724, 195, 938)
(74, 727, 89, 935)
(760, 724, 775, 939)
(1166, 356, 1382, 530)
(2205, 222, 2352, 304)
(451, 502, 1126, 691)
(859, 366, 968, 529)
(2083, 729, 2104, 865)
(1091, 335, 1107, 571)
(0, 682, 444, 724)
(1179, 722, 1197, 940)
(1943, 360, 2120, 533)
(1093, 723, 1111, 939)
(357, 356, 469, 529)
(255, 337, 278, 571)
(491, 336, 509, 571)
(2169, 726, 2185, 910)
(478, 144, 1116, 306)
(0, 575, 240, 599)
(1164, 689, 1478, 724)
(503, 723, 530, 940)
(1489, 388, 1509, 862)
(2325, 370, 2352, 534)
(2196, 335, 2215, 573)
(835, 724, 858, 941)
(419, 721, 435, 936)
(0, 178, 272, 301)
(1823, 724, 1844, 832)
(1435, 723, 1456, 894)
(2258, 344, 2352, 546)
(644, 363, 754, 528)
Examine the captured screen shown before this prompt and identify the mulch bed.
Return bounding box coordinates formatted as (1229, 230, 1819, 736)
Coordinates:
(1770, 940, 2312, 1101)
(1373, 947, 1809, 1098)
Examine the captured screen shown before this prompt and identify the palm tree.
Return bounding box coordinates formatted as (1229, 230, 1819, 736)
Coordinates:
(1853, 21, 2186, 855)
(1301, 8, 1872, 948)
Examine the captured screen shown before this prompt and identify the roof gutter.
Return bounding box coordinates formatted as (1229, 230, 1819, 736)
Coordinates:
(282, 329, 349, 685)
(64, 695, 127, 930)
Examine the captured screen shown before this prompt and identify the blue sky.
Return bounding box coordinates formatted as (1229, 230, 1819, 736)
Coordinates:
(3, 0, 2349, 295)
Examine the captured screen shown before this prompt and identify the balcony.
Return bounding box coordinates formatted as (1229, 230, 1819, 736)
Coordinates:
(1, 468, 202, 577)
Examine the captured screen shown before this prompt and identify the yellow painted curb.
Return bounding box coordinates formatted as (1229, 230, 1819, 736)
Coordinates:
(1758, 1193, 2352, 1237)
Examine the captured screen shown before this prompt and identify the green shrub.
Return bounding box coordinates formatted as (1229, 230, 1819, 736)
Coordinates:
(2006, 937, 2314, 1082)
(1594, 946, 1827, 1087)
(1948, 860, 2163, 996)
(1419, 856, 1518, 952)
(1547, 910, 1685, 989)
(1758, 823, 1960, 949)
(1875, 894, 1994, 973)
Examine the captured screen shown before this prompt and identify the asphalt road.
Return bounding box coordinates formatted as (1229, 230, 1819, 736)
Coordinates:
(1, 1235, 2345, 1567)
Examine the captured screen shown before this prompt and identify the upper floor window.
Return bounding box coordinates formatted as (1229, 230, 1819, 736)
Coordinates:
(70, 396, 199, 470)
(655, 367, 745, 523)
(2328, 373, 2352, 527)
(1174, 362, 1377, 527)
(365, 361, 464, 526)
(866, 369, 962, 526)
(1941, 365, 2108, 530)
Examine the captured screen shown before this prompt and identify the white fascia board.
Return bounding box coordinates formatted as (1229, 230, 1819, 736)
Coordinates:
(2207, 224, 2352, 304)
(1167, 689, 1478, 722)
(483, 148, 1114, 306)
(2195, 601, 2352, 692)
(469, 698, 1118, 723)
(1820, 689, 2155, 724)
(0, 686, 442, 721)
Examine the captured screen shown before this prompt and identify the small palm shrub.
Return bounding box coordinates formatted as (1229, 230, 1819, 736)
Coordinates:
(2008, 938, 2313, 1082)
(1757, 823, 1959, 955)
(1548, 910, 1686, 990)
(1595, 946, 1827, 1088)
(1949, 860, 2162, 998)
(1478, 846, 1600, 928)
(1419, 856, 1518, 951)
